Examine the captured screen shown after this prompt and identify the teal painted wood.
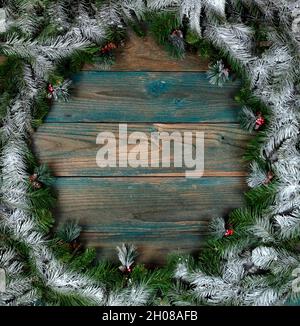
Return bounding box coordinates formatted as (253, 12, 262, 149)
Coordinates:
(33, 123, 250, 177)
(53, 176, 247, 263)
(35, 68, 248, 262)
(46, 72, 241, 123)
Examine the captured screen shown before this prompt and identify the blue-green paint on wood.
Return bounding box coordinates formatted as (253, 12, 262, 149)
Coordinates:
(33, 123, 250, 177)
(53, 176, 247, 262)
(46, 72, 242, 123)
(37, 70, 248, 262)
(54, 176, 246, 224)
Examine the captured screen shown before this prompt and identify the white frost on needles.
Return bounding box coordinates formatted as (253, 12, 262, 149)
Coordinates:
(0, 1, 127, 306)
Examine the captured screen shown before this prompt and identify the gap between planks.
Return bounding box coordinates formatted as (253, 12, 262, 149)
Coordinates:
(52, 173, 248, 178)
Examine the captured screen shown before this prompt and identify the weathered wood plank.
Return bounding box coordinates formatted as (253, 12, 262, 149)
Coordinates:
(46, 72, 241, 123)
(33, 123, 250, 177)
(84, 30, 209, 72)
(54, 177, 246, 263)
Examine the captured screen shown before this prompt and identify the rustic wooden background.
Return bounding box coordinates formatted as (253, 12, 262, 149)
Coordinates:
(33, 32, 250, 264)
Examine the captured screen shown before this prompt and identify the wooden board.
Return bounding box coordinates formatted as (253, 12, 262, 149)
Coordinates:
(84, 30, 210, 72)
(33, 123, 250, 177)
(33, 33, 249, 264)
(54, 177, 246, 263)
(46, 72, 241, 123)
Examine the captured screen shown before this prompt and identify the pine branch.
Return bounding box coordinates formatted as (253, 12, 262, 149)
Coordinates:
(116, 243, 137, 272)
(207, 60, 230, 87)
(56, 222, 82, 243)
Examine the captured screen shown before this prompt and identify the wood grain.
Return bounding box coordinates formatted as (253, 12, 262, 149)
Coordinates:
(33, 33, 248, 263)
(33, 123, 250, 177)
(54, 177, 246, 263)
(84, 30, 209, 72)
(46, 72, 241, 123)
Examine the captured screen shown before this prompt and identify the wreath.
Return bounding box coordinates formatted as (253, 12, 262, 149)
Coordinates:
(0, 0, 300, 306)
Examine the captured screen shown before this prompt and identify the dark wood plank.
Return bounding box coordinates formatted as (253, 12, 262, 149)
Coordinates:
(33, 123, 250, 177)
(46, 72, 241, 123)
(54, 177, 247, 263)
(84, 30, 209, 72)
(55, 177, 245, 263)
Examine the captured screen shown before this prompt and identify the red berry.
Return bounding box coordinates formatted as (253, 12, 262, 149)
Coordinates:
(255, 112, 265, 129)
(172, 29, 183, 38)
(48, 84, 54, 93)
(101, 42, 117, 53)
(29, 173, 38, 183)
(224, 229, 234, 237)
